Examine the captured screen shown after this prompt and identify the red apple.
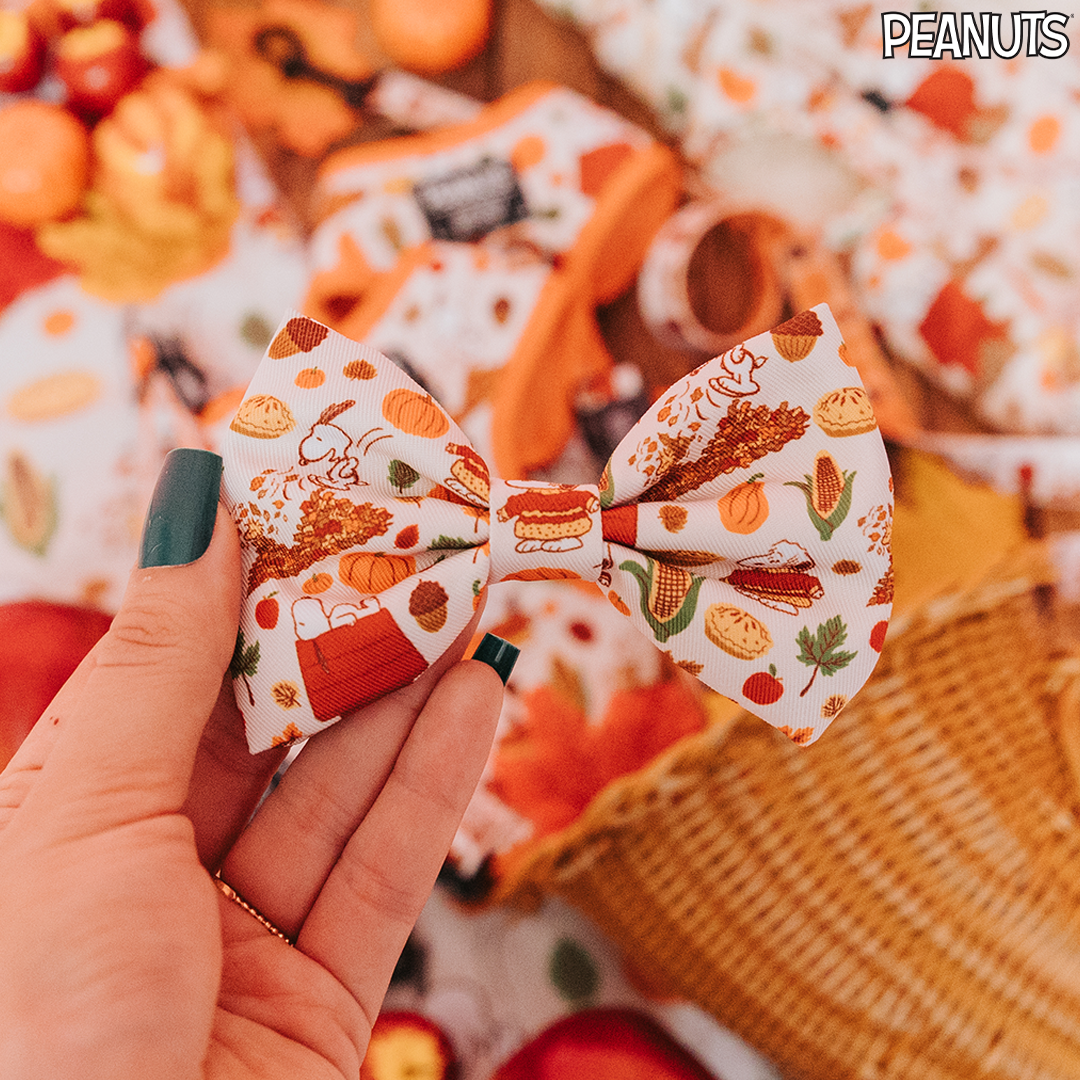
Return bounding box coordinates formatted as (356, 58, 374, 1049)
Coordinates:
(0, 600, 113, 769)
(361, 1011, 457, 1080)
(492, 1008, 717, 1080)
(29, 0, 153, 38)
(255, 593, 279, 630)
(0, 10, 46, 93)
(54, 18, 148, 120)
(743, 664, 784, 706)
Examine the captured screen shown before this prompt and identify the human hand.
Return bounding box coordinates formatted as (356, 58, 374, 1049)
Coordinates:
(0, 448, 515, 1080)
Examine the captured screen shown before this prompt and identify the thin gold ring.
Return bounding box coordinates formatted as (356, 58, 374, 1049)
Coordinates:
(214, 875, 295, 946)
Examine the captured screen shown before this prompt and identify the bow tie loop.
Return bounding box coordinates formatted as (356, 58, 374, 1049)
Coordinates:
(222, 308, 893, 753)
(489, 480, 603, 584)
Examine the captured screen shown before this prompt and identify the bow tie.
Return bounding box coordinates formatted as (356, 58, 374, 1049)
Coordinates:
(222, 305, 893, 753)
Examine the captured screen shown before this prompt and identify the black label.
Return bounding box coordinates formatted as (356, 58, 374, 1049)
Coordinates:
(413, 157, 528, 242)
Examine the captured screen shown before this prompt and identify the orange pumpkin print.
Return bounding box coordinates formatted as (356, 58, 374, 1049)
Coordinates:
(295, 367, 326, 388)
(718, 473, 768, 534)
(339, 551, 416, 593)
(381, 388, 450, 438)
(301, 572, 333, 594)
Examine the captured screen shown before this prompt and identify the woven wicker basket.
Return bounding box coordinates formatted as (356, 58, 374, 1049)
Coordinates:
(500, 541, 1080, 1079)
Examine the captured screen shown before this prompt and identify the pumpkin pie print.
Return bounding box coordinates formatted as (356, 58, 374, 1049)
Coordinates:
(813, 386, 878, 438)
(229, 394, 296, 439)
(704, 603, 773, 660)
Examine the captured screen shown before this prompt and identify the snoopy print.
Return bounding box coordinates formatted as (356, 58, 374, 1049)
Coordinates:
(709, 342, 767, 398)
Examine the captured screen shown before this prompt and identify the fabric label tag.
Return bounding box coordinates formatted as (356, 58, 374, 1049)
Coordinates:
(413, 158, 528, 241)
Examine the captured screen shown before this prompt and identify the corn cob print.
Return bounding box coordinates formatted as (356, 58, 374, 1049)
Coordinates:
(784, 450, 855, 541)
(620, 556, 705, 642)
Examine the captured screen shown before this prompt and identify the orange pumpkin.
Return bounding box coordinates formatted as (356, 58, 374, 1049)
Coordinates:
(381, 388, 449, 438)
(339, 552, 416, 594)
(301, 572, 333, 594)
(294, 367, 326, 388)
(718, 473, 768, 534)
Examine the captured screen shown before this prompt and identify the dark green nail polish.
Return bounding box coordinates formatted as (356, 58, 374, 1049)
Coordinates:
(472, 633, 520, 684)
(138, 448, 223, 568)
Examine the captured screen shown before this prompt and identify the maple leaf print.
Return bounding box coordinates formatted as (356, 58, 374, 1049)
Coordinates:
(796, 616, 857, 697)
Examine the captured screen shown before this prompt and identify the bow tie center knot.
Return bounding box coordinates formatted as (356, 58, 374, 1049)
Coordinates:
(489, 479, 603, 585)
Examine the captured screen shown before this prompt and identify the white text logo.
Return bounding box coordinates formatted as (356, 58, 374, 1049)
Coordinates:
(882, 11, 1071, 58)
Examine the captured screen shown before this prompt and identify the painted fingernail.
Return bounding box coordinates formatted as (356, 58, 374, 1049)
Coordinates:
(139, 448, 223, 568)
(471, 633, 520, 684)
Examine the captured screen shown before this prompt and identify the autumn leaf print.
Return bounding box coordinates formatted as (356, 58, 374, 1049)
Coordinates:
(795, 616, 857, 697)
(389, 459, 420, 492)
(229, 629, 260, 706)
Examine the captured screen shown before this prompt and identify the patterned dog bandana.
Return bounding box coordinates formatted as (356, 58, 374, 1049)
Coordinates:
(222, 305, 893, 752)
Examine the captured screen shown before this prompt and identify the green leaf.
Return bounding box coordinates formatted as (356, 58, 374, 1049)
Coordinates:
(796, 617, 857, 696)
(431, 535, 472, 549)
(229, 629, 260, 679)
(388, 459, 420, 492)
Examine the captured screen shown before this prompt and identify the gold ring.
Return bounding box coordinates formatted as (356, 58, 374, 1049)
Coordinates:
(214, 875, 295, 946)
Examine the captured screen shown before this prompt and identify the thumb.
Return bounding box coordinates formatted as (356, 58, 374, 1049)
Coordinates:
(29, 449, 242, 832)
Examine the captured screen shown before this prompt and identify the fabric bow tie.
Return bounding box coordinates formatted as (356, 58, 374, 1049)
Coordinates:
(222, 305, 893, 753)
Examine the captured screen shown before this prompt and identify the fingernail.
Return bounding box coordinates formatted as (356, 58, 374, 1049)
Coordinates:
(471, 633, 520, 684)
(139, 448, 223, 568)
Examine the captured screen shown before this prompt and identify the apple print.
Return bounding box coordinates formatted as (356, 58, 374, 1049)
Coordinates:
(869, 620, 888, 652)
(743, 664, 784, 706)
(255, 592, 279, 630)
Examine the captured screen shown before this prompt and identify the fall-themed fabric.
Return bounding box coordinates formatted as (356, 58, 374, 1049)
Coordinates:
(303, 81, 681, 476)
(0, 0, 308, 612)
(221, 305, 892, 753)
(535, 0, 1079, 438)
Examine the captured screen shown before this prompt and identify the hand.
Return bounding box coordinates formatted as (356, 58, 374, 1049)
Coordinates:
(0, 449, 511, 1080)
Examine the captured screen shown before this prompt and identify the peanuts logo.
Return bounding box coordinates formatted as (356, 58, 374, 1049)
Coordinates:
(881, 11, 1070, 59)
(495, 484, 599, 553)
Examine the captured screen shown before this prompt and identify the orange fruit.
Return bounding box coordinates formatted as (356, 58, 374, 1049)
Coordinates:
(0, 101, 90, 227)
(370, 0, 491, 75)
